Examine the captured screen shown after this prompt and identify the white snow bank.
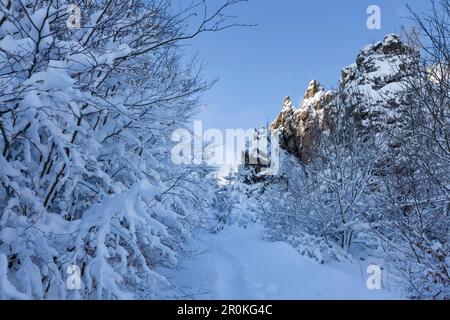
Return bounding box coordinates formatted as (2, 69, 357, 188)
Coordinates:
(160, 224, 400, 300)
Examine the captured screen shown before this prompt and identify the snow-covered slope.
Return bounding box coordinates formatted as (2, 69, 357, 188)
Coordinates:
(160, 224, 398, 300)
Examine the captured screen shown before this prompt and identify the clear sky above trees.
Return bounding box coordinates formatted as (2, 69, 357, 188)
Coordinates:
(187, 0, 432, 132)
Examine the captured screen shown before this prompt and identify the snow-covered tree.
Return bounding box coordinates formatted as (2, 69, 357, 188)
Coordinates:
(0, 0, 244, 299)
(368, 0, 450, 299)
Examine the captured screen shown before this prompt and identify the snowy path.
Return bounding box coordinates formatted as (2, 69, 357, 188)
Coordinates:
(160, 224, 397, 300)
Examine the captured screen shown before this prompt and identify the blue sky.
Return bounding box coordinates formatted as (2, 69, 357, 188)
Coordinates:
(186, 0, 431, 132)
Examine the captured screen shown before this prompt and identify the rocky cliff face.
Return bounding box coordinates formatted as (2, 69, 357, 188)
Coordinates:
(271, 34, 417, 163)
(270, 81, 335, 163)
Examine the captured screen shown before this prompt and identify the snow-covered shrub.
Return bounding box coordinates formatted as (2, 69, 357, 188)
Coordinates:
(365, 2, 450, 298)
(213, 167, 261, 230)
(0, 0, 237, 299)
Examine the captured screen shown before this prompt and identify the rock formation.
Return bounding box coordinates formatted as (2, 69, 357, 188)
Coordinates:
(271, 34, 417, 163)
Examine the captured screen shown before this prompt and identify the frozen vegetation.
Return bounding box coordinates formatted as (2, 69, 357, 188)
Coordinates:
(0, 0, 448, 299)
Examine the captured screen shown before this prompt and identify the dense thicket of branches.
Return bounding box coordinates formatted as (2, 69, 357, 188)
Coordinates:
(0, 0, 243, 299)
(227, 0, 449, 299)
(372, 0, 450, 299)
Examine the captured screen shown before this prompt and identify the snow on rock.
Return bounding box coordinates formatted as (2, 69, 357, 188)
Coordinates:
(271, 79, 334, 163)
(271, 34, 417, 163)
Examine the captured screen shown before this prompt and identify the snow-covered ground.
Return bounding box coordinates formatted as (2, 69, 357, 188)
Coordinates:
(160, 223, 400, 300)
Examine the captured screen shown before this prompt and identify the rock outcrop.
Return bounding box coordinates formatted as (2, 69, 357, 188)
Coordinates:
(271, 80, 334, 163)
(271, 34, 417, 163)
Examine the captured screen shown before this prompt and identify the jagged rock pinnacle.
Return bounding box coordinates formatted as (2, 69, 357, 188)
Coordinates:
(283, 95, 292, 109)
(271, 34, 415, 164)
(304, 80, 324, 99)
